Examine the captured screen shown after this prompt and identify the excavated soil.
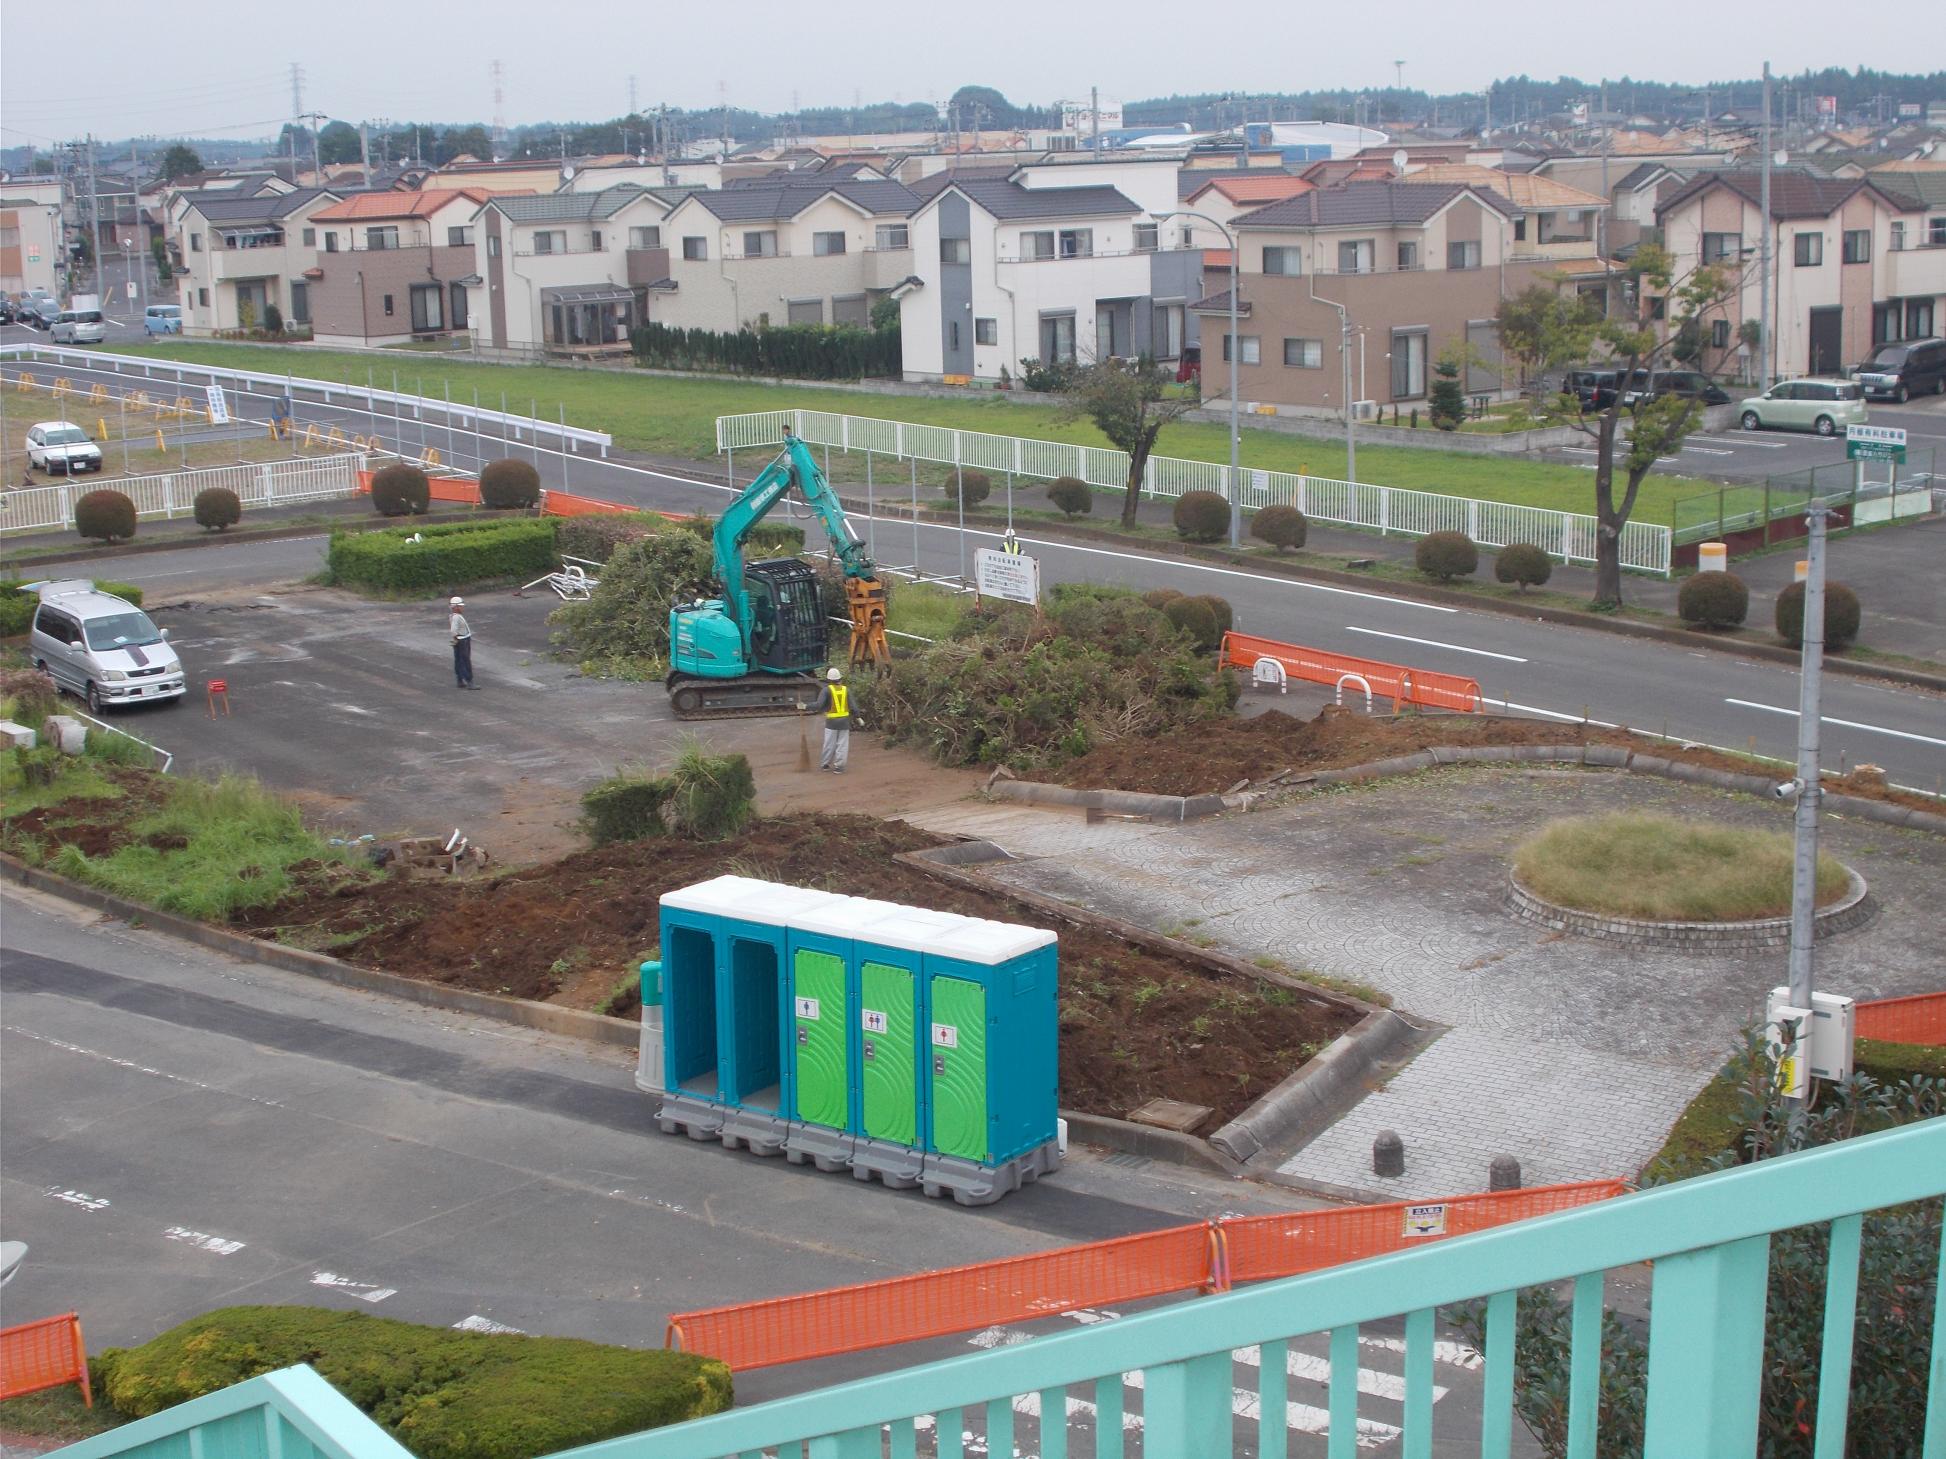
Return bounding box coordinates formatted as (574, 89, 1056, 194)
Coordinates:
(238, 814, 1354, 1126)
(3, 772, 166, 858)
(1060, 707, 1943, 811)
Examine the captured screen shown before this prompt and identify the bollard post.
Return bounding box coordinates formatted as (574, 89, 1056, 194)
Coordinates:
(1373, 1130, 1404, 1178)
(1489, 1154, 1522, 1191)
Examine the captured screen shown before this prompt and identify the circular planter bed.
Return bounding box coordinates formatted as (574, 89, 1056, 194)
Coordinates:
(1507, 867, 1873, 950)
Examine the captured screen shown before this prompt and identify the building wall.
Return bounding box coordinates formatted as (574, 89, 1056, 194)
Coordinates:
(1012, 158, 1179, 218)
(0, 203, 61, 295)
(309, 244, 476, 347)
(173, 199, 335, 333)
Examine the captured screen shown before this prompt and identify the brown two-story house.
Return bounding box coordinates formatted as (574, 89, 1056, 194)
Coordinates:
(306, 189, 495, 347)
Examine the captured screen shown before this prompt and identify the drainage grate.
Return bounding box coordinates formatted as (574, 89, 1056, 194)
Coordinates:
(1102, 1151, 1151, 1170)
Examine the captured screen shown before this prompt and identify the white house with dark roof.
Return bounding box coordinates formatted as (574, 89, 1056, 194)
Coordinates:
(472, 185, 672, 356)
(171, 187, 340, 333)
(897, 177, 1202, 382)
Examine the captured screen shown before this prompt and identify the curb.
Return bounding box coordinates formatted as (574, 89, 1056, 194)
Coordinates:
(988, 779, 1228, 823)
(1209, 1009, 1427, 1164)
(1506, 867, 1878, 950)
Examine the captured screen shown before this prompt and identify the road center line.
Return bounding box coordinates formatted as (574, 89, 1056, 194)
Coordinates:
(1345, 626, 1527, 662)
(1723, 698, 1946, 748)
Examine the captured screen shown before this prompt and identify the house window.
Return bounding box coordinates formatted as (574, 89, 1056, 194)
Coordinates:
(324, 232, 339, 253)
(1133, 222, 1158, 253)
(448, 226, 474, 246)
(940, 236, 971, 264)
(1929, 216, 1946, 247)
(832, 294, 868, 326)
(1909, 299, 1935, 338)
(1220, 334, 1261, 365)
(683, 236, 708, 261)
(1711, 318, 1730, 349)
(1154, 304, 1183, 359)
(1649, 296, 1667, 320)
(382, 294, 394, 316)
(1058, 228, 1093, 258)
(190, 232, 202, 252)
(1178, 224, 1195, 248)
(1447, 240, 1481, 271)
(875, 223, 908, 249)
(302, 227, 316, 246)
(1794, 232, 1823, 266)
(1702, 232, 1740, 263)
(1397, 241, 1419, 270)
(949, 321, 960, 351)
(534, 230, 565, 254)
(486, 236, 499, 258)
(409, 282, 443, 332)
(1262, 246, 1302, 275)
(1390, 330, 1428, 398)
(1021, 230, 1055, 260)
(812, 231, 846, 256)
(1337, 239, 1373, 274)
(1890, 221, 1906, 251)
(1874, 303, 1903, 344)
(590, 230, 603, 251)
(288, 280, 309, 324)
(742, 230, 778, 257)
(975, 316, 997, 346)
(450, 281, 469, 330)
(1039, 312, 1076, 363)
(629, 225, 661, 248)
(198, 287, 209, 306)
(1842, 229, 1871, 264)
(787, 298, 822, 325)
(1283, 337, 1322, 368)
(366, 226, 398, 251)
(1513, 218, 1527, 242)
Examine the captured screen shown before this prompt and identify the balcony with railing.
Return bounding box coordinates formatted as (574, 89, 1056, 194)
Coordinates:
(1883, 234, 1946, 296)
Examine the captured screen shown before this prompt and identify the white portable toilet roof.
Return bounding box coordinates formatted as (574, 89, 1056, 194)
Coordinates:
(927, 916, 1058, 965)
(853, 904, 970, 954)
(660, 875, 839, 926)
(787, 893, 901, 940)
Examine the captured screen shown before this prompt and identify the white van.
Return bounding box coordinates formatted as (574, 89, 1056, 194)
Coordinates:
(51, 309, 106, 345)
(26, 580, 185, 713)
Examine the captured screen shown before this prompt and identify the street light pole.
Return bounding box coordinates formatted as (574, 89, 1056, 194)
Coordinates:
(1759, 61, 1773, 392)
(1159, 209, 1242, 546)
(1784, 502, 1828, 1137)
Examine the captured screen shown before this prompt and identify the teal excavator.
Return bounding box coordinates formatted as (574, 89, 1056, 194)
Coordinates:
(666, 434, 890, 719)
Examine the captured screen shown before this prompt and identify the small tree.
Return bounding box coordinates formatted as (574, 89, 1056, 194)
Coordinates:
(1250, 504, 1308, 553)
(1775, 581, 1861, 651)
(1493, 542, 1552, 592)
(75, 489, 137, 544)
(237, 297, 257, 334)
(1059, 358, 1200, 529)
(150, 236, 172, 281)
(159, 143, 203, 181)
(1428, 358, 1467, 431)
(949, 470, 991, 510)
(263, 303, 284, 335)
(1677, 570, 1750, 629)
(370, 463, 430, 516)
(1162, 596, 1219, 649)
(1415, 531, 1478, 581)
(1047, 475, 1092, 518)
(479, 458, 542, 509)
(1172, 490, 1230, 543)
(193, 487, 242, 532)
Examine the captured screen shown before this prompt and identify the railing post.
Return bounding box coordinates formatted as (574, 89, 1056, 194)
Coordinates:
(1642, 1234, 1771, 1458)
(1378, 486, 1390, 537)
(1142, 1353, 1232, 1459)
(1561, 517, 1573, 562)
(1467, 498, 1479, 541)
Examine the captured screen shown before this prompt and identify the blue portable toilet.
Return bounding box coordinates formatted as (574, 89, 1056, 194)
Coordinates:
(778, 894, 903, 1172)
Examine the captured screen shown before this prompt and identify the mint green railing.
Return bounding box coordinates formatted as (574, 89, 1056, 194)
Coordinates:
(54, 1364, 412, 1459)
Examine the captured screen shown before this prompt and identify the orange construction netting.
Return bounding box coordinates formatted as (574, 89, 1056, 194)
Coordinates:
(1221, 630, 1483, 713)
(1856, 992, 1946, 1048)
(0, 1313, 90, 1406)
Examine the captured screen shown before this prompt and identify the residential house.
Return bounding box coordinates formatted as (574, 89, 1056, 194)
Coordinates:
(898, 177, 1201, 382)
(472, 186, 672, 356)
(1607, 162, 1693, 253)
(431, 158, 568, 195)
(1178, 172, 1314, 251)
(0, 179, 63, 296)
(305, 189, 493, 347)
(172, 188, 340, 333)
(1655, 169, 1942, 378)
(1400, 163, 1614, 307)
(1190, 181, 1537, 414)
(651, 179, 918, 331)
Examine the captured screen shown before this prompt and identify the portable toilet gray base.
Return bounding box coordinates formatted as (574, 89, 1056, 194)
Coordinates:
(922, 1143, 1064, 1207)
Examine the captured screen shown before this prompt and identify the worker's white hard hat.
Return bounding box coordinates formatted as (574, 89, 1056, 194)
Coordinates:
(450, 596, 464, 608)
(827, 667, 842, 682)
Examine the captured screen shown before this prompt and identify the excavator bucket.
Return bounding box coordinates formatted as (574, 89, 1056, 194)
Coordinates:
(846, 577, 892, 673)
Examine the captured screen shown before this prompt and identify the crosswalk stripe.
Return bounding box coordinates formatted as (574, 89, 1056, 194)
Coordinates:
(1233, 1344, 1447, 1404)
(1357, 1335, 1484, 1371)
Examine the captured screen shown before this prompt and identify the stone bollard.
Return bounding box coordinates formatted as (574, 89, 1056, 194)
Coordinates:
(42, 715, 87, 755)
(1489, 1154, 1522, 1192)
(1373, 1130, 1405, 1178)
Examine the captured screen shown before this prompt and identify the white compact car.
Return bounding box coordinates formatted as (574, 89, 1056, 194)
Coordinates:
(26, 580, 186, 713)
(25, 420, 103, 475)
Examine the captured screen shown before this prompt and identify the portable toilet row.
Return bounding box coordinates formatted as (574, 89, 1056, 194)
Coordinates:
(643, 875, 1061, 1205)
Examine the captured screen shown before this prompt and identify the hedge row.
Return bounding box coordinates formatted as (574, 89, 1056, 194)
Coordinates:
(1, 580, 144, 637)
(631, 320, 901, 380)
(95, 1305, 731, 1459)
(327, 519, 559, 595)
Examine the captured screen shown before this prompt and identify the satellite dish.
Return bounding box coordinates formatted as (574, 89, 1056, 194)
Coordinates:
(563, 165, 576, 180)
(1773, 150, 1788, 167)
(1392, 149, 1408, 171)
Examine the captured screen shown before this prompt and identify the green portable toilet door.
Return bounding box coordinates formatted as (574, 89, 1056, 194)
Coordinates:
(792, 949, 848, 1130)
(859, 962, 916, 1145)
(929, 975, 987, 1162)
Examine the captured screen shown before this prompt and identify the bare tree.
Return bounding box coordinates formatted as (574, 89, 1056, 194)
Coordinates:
(1059, 358, 1201, 529)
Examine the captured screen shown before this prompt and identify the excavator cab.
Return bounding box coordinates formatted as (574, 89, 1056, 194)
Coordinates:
(742, 559, 825, 673)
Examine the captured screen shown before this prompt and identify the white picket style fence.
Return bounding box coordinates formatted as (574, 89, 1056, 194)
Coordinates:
(0, 453, 364, 535)
(717, 408, 1673, 576)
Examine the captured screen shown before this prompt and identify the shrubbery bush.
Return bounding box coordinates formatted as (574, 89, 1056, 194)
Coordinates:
(667, 741, 757, 840)
(556, 511, 665, 564)
(94, 1306, 731, 1459)
(1250, 505, 1308, 553)
(1494, 542, 1553, 592)
(582, 769, 672, 844)
(551, 531, 716, 670)
(1048, 475, 1092, 518)
(193, 487, 241, 532)
(327, 519, 558, 595)
(674, 513, 804, 557)
(949, 470, 991, 510)
(1677, 570, 1750, 629)
(1172, 489, 1230, 543)
(1163, 595, 1220, 649)
(75, 489, 136, 543)
(1141, 588, 1183, 611)
(370, 463, 430, 517)
(2, 579, 143, 636)
(1191, 594, 1234, 638)
(479, 457, 542, 509)
(1414, 530, 1479, 581)
(0, 666, 58, 721)
(1775, 580, 1861, 651)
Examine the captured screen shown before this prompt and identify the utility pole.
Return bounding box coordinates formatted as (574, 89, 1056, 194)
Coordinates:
(628, 74, 639, 118)
(1091, 85, 1101, 154)
(304, 113, 324, 184)
(360, 123, 371, 182)
(1760, 62, 1774, 391)
(1784, 503, 1829, 1137)
(85, 135, 101, 282)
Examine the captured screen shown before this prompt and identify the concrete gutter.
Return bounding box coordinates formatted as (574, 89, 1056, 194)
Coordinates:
(1208, 1009, 1428, 1164)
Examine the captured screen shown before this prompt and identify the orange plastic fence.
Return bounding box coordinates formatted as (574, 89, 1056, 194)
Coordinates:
(353, 469, 481, 503)
(667, 1180, 1622, 1371)
(0, 1313, 91, 1407)
(540, 490, 636, 518)
(1856, 992, 1946, 1048)
(1221, 630, 1483, 714)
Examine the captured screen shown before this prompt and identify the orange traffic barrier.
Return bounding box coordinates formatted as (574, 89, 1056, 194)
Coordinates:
(666, 1180, 1622, 1371)
(0, 1312, 91, 1406)
(541, 489, 636, 518)
(1222, 630, 1483, 714)
(1856, 992, 1946, 1048)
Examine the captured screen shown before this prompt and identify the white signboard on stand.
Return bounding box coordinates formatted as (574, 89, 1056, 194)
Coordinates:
(974, 547, 1040, 606)
(204, 384, 230, 424)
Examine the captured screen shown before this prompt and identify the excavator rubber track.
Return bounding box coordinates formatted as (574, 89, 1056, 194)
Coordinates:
(666, 672, 823, 721)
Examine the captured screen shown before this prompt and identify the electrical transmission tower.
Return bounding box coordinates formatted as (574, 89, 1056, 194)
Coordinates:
(490, 61, 508, 161)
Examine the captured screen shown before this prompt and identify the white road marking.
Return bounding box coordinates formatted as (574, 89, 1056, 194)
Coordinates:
(1234, 1343, 1447, 1404)
(1356, 1334, 1486, 1371)
(1344, 626, 1528, 663)
(453, 1315, 524, 1334)
(3, 1027, 283, 1108)
(46, 1187, 110, 1212)
(1699, 435, 1789, 448)
(1724, 698, 1946, 749)
(1480, 696, 1614, 726)
(165, 1226, 245, 1255)
(310, 1271, 397, 1303)
(1681, 445, 1734, 456)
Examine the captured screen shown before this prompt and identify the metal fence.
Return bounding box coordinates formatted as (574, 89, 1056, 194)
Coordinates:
(1673, 447, 1938, 552)
(718, 409, 1674, 576)
(0, 453, 363, 535)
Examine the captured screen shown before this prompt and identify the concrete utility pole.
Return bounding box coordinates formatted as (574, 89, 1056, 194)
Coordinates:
(360, 123, 372, 182)
(85, 135, 101, 280)
(1760, 62, 1774, 390)
(1784, 503, 1829, 1134)
(1091, 86, 1101, 154)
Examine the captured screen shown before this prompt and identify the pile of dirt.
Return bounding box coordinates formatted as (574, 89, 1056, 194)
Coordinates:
(1059, 707, 1942, 812)
(4, 771, 165, 858)
(241, 814, 1353, 1126)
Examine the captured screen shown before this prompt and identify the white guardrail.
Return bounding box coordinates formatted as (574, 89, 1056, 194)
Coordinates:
(0, 344, 613, 456)
(0, 453, 365, 535)
(718, 408, 1674, 576)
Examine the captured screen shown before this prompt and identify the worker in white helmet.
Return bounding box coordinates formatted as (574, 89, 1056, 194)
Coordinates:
(812, 665, 851, 772)
(449, 596, 476, 690)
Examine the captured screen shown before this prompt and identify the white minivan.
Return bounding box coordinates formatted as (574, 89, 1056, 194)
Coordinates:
(26, 580, 186, 713)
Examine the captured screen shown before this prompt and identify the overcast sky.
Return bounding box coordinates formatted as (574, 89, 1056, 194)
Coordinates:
(0, 0, 1925, 144)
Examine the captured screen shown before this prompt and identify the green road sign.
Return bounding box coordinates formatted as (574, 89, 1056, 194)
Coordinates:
(1847, 426, 1907, 463)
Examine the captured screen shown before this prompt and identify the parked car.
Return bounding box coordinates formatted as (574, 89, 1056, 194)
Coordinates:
(28, 299, 62, 330)
(143, 303, 182, 336)
(1563, 368, 1622, 410)
(1736, 379, 1869, 436)
(0, 298, 15, 325)
(1621, 369, 1731, 408)
(25, 420, 103, 474)
(26, 579, 185, 714)
(51, 308, 106, 345)
(1851, 338, 1946, 403)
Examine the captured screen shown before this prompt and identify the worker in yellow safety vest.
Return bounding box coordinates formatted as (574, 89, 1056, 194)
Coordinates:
(812, 666, 852, 772)
(1002, 527, 1021, 555)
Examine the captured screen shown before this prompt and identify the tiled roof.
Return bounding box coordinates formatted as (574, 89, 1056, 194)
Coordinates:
(1404, 164, 1607, 210)
(185, 188, 336, 223)
(311, 188, 492, 222)
(1614, 162, 1676, 192)
(687, 179, 919, 221)
(1188, 287, 1250, 314)
(930, 178, 1139, 221)
(1870, 169, 1946, 207)
(1179, 165, 1301, 198)
(485, 185, 654, 222)
(1183, 174, 1314, 206)
(909, 166, 1016, 202)
(1655, 168, 1924, 221)
(1233, 180, 1516, 230)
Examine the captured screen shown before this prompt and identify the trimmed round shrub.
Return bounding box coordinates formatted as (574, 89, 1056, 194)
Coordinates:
(1047, 475, 1092, 518)
(193, 487, 241, 532)
(1173, 489, 1231, 543)
(1494, 542, 1553, 592)
(371, 463, 431, 517)
(1188, 594, 1233, 637)
(1414, 530, 1479, 582)
(478, 457, 542, 510)
(75, 489, 137, 543)
(1163, 595, 1220, 650)
(1677, 570, 1750, 630)
(1250, 504, 1308, 553)
(949, 469, 991, 510)
(1141, 588, 1184, 611)
(1775, 580, 1861, 651)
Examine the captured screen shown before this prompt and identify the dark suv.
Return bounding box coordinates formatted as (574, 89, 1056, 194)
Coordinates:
(1853, 338, 1946, 403)
(1563, 369, 1622, 410)
(1620, 369, 1731, 409)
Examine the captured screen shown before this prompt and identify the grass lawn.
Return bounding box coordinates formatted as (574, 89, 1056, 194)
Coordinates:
(109, 342, 1715, 525)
